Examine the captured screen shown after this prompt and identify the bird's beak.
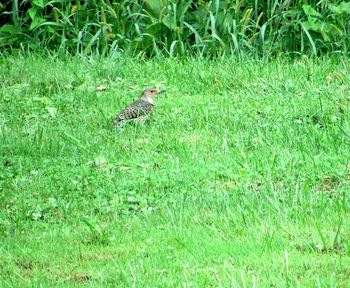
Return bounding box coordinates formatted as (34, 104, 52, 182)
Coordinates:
(157, 90, 167, 95)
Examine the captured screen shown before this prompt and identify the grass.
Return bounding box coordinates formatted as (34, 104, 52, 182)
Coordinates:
(0, 54, 350, 287)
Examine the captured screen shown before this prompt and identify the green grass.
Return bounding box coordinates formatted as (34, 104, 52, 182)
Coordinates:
(1, 54, 350, 287)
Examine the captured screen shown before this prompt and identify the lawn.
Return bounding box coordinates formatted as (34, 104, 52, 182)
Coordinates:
(0, 55, 349, 287)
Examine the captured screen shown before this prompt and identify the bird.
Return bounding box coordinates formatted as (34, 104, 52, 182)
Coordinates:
(114, 88, 166, 127)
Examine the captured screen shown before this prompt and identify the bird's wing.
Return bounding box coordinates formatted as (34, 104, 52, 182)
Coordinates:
(115, 99, 153, 122)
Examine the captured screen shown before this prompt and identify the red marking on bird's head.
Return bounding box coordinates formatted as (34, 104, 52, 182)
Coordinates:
(142, 88, 166, 99)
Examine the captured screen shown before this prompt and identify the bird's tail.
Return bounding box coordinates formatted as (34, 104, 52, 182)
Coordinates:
(113, 120, 125, 128)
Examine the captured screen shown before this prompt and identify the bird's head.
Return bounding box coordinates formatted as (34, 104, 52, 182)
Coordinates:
(141, 88, 166, 103)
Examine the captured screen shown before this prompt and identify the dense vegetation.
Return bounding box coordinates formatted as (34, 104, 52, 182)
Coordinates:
(1, 55, 350, 286)
(1, 0, 350, 56)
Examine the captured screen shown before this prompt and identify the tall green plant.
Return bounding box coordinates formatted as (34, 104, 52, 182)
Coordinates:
(0, 0, 349, 56)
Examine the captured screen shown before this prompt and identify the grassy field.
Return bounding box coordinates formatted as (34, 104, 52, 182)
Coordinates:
(1, 54, 350, 287)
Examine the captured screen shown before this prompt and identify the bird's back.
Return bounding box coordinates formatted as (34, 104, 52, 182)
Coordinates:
(114, 99, 153, 126)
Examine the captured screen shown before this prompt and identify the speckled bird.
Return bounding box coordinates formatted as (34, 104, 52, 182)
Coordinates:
(114, 88, 166, 127)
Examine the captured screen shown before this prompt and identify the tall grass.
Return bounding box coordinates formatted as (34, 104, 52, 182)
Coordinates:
(1, 0, 350, 56)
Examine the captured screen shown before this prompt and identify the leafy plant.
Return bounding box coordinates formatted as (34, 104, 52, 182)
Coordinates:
(0, 0, 349, 55)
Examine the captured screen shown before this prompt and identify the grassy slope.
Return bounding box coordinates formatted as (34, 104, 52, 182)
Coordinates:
(0, 55, 350, 287)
